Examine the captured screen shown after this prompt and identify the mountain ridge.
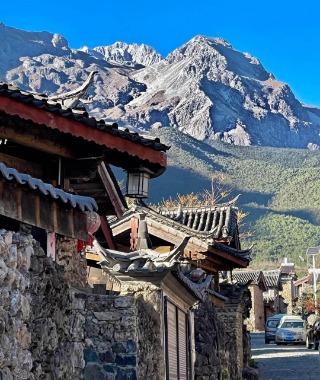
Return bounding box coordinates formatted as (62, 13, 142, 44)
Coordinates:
(1, 23, 320, 149)
(1, 24, 320, 266)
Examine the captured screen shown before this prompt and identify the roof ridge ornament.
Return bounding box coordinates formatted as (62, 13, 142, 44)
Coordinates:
(48, 71, 98, 109)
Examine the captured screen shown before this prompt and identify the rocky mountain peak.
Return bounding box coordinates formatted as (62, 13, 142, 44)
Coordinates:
(1, 23, 320, 149)
(90, 41, 163, 67)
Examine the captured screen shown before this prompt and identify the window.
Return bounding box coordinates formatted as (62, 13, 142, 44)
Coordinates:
(164, 297, 191, 380)
(267, 320, 278, 328)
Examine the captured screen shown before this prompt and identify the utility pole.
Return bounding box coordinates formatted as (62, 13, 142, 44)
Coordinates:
(307, 247, 320, 315)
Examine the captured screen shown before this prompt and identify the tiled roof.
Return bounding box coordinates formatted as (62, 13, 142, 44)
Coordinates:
(294, 275, 311, 286)
(93, 238, 228, 301)
(214, 242, 251, 261)
(111, 199, 251, 263)
(263, 294, 276, 302)
(263, 270, 281, 288)
(219, 282, 251, 303)
(0, 82, 169, 152)
(93, 237, 203, 300)
(114, 199, 240, 243)
(156, 196, 240, 242)
(280, 264, 295, 274)
(233, 270, 263, 285)
(0, 162, 98, 212)
(95, 236, 190, 274)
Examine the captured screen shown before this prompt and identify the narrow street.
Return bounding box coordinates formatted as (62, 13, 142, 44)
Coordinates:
(250, 332, 320, 380)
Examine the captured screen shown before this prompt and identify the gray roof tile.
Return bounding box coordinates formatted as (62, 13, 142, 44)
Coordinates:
(233, 270, 262, 285)
(263, 270, 281, 287)
(0, 82, 169, 152)
(0, 162, 98, 212)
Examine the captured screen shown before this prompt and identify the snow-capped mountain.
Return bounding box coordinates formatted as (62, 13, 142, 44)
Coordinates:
(1, 23, 320, 149)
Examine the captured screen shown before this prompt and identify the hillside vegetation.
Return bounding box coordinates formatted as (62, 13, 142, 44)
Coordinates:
(146, 127, 320, 266)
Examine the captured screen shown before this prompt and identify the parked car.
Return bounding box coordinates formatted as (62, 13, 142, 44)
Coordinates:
(306, 317, 320, 349)
(275, 315, 306, 345)
(264, 314, 286, 344)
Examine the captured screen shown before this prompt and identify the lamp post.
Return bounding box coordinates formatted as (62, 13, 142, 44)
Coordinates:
(306, 246, 320, 315)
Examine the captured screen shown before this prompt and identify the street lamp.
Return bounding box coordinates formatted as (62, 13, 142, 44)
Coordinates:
(306, 246, 320, 315)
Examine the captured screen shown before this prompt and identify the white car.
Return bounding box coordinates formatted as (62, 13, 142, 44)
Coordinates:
(275, 316, 306, 345)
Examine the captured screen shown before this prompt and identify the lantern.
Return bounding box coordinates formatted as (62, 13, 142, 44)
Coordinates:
(77, 211, 101, 255)
(125, 167, 151, 198)
(86, 211, 101, 234)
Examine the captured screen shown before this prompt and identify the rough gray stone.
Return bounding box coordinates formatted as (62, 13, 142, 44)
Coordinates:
(93, 311, 122, 322)
(114, 297, 134, 309)
(83, 363, 107, 380)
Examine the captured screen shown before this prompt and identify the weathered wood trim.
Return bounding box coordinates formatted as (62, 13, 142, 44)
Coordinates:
(98, 162, 126, 218)
(0, 121, 76, 159)
(0, 152, 43, 178)
(1, 98, 167, 167)
(208, 246, 248, 267)
(112, 216, 248, 270)
(0, 180, 88, 241)
(100, 216, 116, 249)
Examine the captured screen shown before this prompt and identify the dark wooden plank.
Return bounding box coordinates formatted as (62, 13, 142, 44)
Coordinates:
(0, 152, 43, 178)
(0, 180, 88, 241)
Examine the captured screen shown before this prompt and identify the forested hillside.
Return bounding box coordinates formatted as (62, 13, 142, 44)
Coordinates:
(143, 127, 320, 266)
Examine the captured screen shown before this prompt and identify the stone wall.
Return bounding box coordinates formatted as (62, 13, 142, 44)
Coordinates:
(217, 283, 253, 380)
(194, 299, 223, 379)
(281, 282, 293, 314)
(55, 236, 87, 288)
(0, 230, 162, 379)
(245, 286, 265, 331)
(0, 230, 33, 379)
(80, 294, 138, 380)
(194, 285, 254, 380)
(133, 287, 164, 380)
(0, 228, 256, 380)
(217, 303, 244, 379)
(83, 282, 165, 380)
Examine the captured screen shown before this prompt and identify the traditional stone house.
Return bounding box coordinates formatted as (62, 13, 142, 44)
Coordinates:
(109, 198, 251, 274)
(0, 78, 170, 379)
(293, 274, 313, 317)
(263, 269, 285, 319)
(233, 270, 268, 331)
(91, 236, 201, 379)
(0, 77, 257, 380)
(280, 258, 298, 314)
(103, 199, 255, 379)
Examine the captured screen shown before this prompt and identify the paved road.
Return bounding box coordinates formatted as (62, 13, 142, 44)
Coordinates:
(250, 332, 320, 380)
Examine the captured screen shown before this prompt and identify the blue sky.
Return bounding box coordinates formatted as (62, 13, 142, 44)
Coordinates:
(2, 0, 320, 106)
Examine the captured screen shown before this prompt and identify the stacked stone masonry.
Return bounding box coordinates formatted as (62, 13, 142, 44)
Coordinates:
(0, 230, 140, 379)
(245, 286, 265, 332)
(0, 229, 256, 380)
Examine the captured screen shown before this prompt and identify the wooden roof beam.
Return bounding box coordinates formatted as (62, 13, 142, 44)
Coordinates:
(0, 98, 167, 170)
